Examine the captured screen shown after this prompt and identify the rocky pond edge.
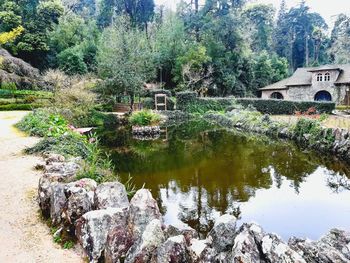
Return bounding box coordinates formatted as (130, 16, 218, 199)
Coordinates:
(37, 152, 350, 263)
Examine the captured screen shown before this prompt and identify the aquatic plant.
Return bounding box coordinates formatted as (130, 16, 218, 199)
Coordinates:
(129, 110, 162, 126)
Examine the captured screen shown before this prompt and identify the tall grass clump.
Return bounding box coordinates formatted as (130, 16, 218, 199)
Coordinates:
(129, 110, 162, 126)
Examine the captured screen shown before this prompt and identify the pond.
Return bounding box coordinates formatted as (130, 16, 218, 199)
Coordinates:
(98, 120, 350, 240)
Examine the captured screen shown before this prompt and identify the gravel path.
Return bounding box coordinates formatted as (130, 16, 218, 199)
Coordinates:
(0, 111, 82, 263)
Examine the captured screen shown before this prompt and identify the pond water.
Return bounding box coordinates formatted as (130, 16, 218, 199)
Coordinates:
(99, 120, 350, 240)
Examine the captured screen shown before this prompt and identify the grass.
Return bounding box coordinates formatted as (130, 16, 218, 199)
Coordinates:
(129, 110, 162, 126)
(17, 109, 118, 183)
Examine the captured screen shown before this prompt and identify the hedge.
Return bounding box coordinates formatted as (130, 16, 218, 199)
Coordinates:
(0, 89, 53, 99)
(234, 98, 335, 114)
(176, 91, 335, 114)
(0, 103, 44, 111)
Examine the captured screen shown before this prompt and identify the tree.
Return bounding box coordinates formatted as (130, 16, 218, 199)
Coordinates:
(0, 0, 63, 67)
(57, 47, 88, 75)
(97, 0, 155, 29)
(273, 1, 327, 70)
(243, 4, 275, 53)
(97, 17, 155, 109)
(153, 12, 188, 87)
(0, 26, 24, 45)
(328, 14, 350, 64)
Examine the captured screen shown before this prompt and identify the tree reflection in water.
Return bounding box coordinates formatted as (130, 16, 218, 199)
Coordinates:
(99, 120, 350, 239)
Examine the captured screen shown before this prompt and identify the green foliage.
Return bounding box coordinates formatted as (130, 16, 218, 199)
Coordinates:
(235, 99, 335, 115)
(63, 241, 75, 249)
(293, 118, 335, 148)
(129, 110, 162, 126)
(57, 47, 88, 75)
(16, 109, 68, 137)
(0, 103, 43, 111)
(97, 17, 155, 103)
(0, 89, 52, 99)
(177, 92, 335, 114)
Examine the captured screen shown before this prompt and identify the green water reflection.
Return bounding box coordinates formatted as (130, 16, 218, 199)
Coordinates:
(99, 120, 350, 240)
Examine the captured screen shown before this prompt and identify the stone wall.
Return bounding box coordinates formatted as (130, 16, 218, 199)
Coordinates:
(37, 153, 350, 263)
(260, 89, 289, 100)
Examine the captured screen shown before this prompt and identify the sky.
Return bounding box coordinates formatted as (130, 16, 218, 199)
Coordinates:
(154, 0, 350, 28)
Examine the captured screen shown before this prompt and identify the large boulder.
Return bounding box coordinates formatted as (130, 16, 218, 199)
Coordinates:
(261, 233, 306, 263)
(38, 176, 60, 217)
(43, 153, 65, 164)
(208, 214, 237, 252)
(50, 183, 67, 225)
(188, 239, 213, 263)
(128, 189, 162, 238)
(289, 229, 350, 263)
(95, 182, 129, 209)
(156, 235, 191, 263)
(105, 225, 134, 263)
(165, 224, 198, 243)
(64, 179, 97, 225)
(229, 223, 265, 263)
(45, 161, 81, 180)
(124, 219, 166, 263)
(0, 48, 43, 89)
(76, 208, 128, 263)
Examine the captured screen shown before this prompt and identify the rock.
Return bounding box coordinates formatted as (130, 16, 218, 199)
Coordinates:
(38, 176, 58, 216)
(44, 153, 66, 164)
(65, 179, 97, 224)
(105, 226, 134, 263)
(188, 239, 213, 263)
(261, 233, 306, 263)
(165, 224, 198, 245)
(125, 219, 166, 263)
(229, 223, 265, 263)
(208, 214, 237, 252)
(289, 237, 348, 263)
(0, 48, 43, 89)
(289, 229, 350, 263)
(50, 183, 67, 225)
(76, 208, 128, 263)
(95, 182, 129, 209)
(319, 228, 350, 259)
(156, 235, 191, 263)
(128, 189, 162, 238)
(45, 161, 80, 180)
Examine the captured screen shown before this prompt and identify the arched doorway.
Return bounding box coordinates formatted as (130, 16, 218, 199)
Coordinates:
(314, 91, 332, 101)
(270, 92, 284, 100)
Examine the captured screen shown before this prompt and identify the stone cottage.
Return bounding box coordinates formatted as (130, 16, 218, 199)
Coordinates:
(260, 64, 350, 104)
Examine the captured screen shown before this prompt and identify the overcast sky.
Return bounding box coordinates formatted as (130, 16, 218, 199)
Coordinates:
(155, 0, 350, 27)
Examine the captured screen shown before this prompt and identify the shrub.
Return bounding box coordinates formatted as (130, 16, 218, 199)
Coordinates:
(176, 91, 197, 111)
(176, 92, 335, 114)
(58, 48, 88, 75)
(292, 117, 335, 148)
(16, 109, 69, 137)
(235, 99, 335, 115)
(129, 110, 162, 126)
(0, 103, 43, 111)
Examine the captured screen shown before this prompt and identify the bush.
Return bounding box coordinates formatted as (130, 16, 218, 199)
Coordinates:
(58, 48, 88, 75)
(0, 89, 53, 99)
(142, 97, 175, 110)
(235, 99, 335, 115)
(176, 91, 198, 111)
(129, 110, 162, 126)
(142, 89, 172, 98)
(176, 92, 335, 114)
(0, 103, 43, 111)
(16, 109, 69, 137)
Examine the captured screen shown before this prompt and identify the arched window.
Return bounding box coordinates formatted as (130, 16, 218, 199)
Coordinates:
(314, 91, 332, 101)
(324, 72, 331, 81)
(270, 92, 284, 100)
(316, 73, 323, 81)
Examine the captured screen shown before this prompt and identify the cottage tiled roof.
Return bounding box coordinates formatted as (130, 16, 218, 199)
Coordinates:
(259, 64, 350, 90)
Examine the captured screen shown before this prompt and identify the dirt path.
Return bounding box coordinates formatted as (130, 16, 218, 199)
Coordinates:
(0, 111, 83, 263)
